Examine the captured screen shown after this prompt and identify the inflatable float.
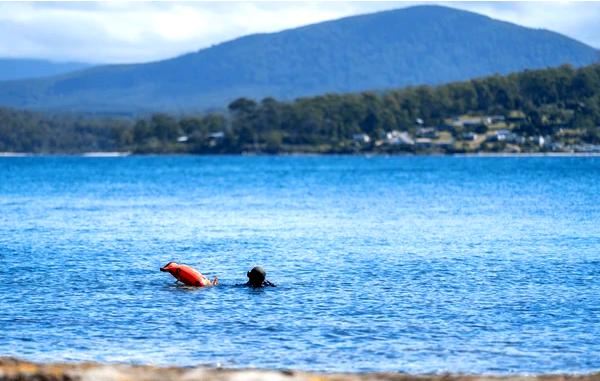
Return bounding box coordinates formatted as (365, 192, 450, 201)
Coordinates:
(160, 262, 218, 287)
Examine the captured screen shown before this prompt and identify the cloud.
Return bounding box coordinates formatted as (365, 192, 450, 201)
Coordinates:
(0, 1, 597, 64)
(447, 1, 600, 47)
(0, 2, 398, 63)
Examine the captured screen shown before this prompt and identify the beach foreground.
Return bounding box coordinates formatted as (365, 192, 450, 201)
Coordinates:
(1, 358, 600, 381)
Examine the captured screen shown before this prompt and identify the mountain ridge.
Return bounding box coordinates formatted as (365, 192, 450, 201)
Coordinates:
(0, 5, 598, 113)
(0, 58, 91, 81)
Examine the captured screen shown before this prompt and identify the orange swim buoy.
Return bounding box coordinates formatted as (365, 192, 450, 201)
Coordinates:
(160, 262, 218, 287)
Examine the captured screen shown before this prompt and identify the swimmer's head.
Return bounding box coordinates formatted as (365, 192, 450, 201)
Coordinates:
(247, 266, 266, 287)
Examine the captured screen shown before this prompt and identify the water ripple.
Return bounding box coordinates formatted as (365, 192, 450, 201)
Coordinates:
(0, 156, 599, 374)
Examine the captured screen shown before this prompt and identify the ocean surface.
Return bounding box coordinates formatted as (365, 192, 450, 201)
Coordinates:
(0, 156, 599, 374)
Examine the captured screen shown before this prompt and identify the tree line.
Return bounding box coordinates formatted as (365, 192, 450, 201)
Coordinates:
(1, 63, 599, 154)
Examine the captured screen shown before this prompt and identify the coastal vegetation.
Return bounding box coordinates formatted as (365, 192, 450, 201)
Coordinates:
(1, 63, 599, 154)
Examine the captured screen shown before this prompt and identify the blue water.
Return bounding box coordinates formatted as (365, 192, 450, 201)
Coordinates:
(0, 156, 599, 374)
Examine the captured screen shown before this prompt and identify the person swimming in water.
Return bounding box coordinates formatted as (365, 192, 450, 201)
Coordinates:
(160, 262, 218, 287)
(245, 266, 276, 287)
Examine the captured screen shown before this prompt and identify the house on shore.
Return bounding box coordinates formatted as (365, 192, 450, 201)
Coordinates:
(385, 130, 414, 145)
(416, 127, 438, 139)
(462, 132, 477, 141)
(207, 131, 225, 147)
(352, 133, 371, 144)
(485, 115, 506, 124)
(487, 129, 524, 144)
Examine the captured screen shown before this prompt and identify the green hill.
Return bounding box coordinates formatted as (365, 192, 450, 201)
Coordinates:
(1, 62, 599, 154)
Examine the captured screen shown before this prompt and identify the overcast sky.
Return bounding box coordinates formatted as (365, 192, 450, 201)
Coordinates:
(0, 1, 599, 64)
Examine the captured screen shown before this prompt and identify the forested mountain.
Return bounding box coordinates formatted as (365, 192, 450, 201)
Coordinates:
(1, 63, 599, 154)
(0, 58, 90, 81)
(0, 5, 597, 113)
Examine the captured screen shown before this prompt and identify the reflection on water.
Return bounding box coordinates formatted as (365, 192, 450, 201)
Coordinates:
(0, 156, 599, 373)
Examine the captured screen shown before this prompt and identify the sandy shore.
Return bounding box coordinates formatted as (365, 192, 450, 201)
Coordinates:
(1, 358, 599, 381)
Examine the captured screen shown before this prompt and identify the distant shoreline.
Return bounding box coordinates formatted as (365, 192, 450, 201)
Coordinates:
(1, 358, 600, 381)
(453, 152, 600, 157)
(1, 151, 600, 158)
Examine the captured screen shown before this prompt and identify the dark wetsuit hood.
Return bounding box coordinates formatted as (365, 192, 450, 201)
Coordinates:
(246, 266, 275, 287)
(247, 266, 266, 286)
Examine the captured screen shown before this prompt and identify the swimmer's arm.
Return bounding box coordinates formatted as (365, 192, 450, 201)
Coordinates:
(264, 280, 276, 287)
